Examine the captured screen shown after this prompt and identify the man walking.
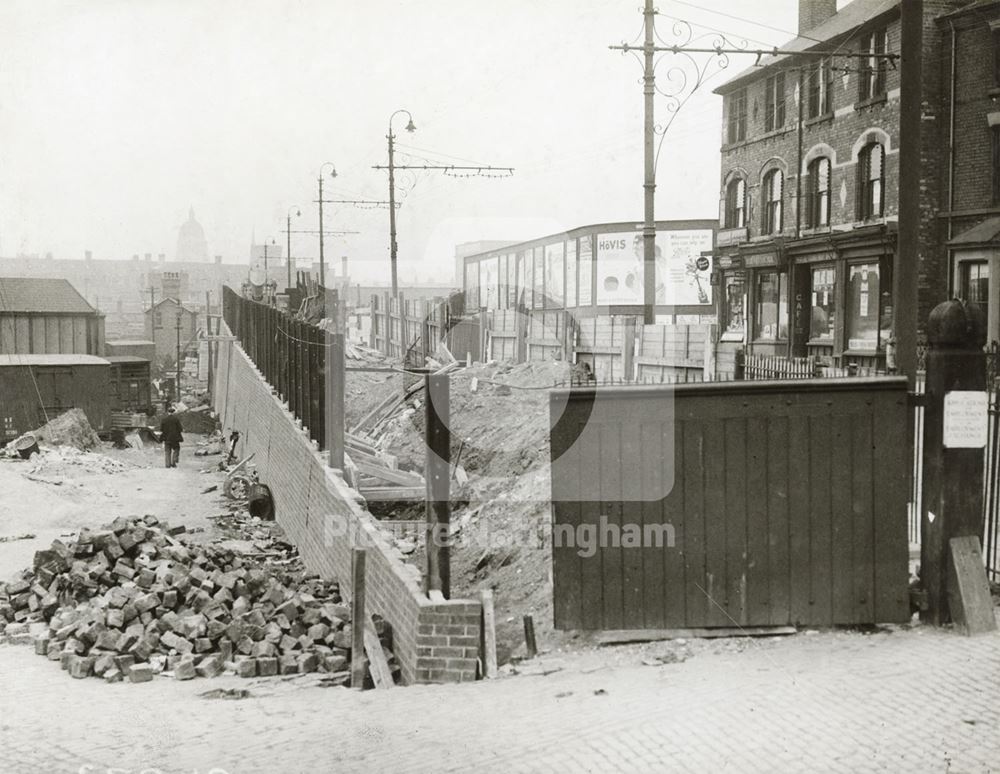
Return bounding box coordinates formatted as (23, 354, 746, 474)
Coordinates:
(159, 407, 184, 468)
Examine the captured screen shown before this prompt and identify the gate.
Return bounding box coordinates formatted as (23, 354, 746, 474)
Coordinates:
(550, 378, 912, 630)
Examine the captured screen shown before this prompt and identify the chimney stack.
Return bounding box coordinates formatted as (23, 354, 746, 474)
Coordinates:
(799, 0, 837, 36)
(84, 250, 92, 261)
(132, 254, 139, 261)
(215, 255, 222, 264)
(158, 253, 166, 262)
(341, 255, 348, 278)
(144, 253, 152, 262)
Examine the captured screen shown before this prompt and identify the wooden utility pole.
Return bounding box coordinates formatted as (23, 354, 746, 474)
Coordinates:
(424, 371, 451, 598)
(174, 312, 182, 404)
(920, 299, 987, 624)
(205, 291, 213, 400)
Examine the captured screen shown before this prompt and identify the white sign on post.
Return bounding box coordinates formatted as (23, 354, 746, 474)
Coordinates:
(943, 391, 988, 449)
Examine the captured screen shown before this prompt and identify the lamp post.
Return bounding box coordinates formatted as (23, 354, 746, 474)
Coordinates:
(387, 109, 416, 298)
(286, 205, 301, 291)
(317, 162, 338, 288)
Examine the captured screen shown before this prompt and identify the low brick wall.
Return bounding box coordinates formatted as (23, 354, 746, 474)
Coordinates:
(213, 334, 480, 684)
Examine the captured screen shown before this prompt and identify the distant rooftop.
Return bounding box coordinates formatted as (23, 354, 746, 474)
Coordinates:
(0, 277, 97, 315)
(0, 354, 109, 367)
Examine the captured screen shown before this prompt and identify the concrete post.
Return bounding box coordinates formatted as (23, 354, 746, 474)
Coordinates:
(920, 299, 987, 624)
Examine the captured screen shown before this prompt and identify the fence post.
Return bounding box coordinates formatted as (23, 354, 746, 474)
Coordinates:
(703, 324, 718, 381)
(734, 348, 745, 380)
(622, 317, 636, 382)
(920, 299, 988, 625)
(424, 372, 451, 598)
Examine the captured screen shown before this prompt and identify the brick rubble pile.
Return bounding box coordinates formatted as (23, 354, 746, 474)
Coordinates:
(0, 515, 398, 685)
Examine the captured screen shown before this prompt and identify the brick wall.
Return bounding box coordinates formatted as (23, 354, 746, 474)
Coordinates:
(213, 331, 481, 684)
(718, 15, 903, 241)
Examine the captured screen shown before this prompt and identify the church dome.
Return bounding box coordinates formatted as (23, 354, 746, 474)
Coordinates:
(176, 207, 209, 262)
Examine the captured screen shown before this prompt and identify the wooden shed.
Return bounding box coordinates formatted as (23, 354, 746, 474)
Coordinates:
(105, 355, 152, 413)
(0, 354, 111, 444)
(0, 277, 105, 356)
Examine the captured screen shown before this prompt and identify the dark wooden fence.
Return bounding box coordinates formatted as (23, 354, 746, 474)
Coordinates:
(549, 377, 912, 630)
(222, 286, 327, 447)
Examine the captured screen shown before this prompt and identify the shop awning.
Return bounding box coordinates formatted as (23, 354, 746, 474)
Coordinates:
(949, 216, 1000, 247)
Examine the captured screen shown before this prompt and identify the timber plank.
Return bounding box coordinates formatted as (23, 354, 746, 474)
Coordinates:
(808, 412, 833, 626)
(767, 414, 791, 626)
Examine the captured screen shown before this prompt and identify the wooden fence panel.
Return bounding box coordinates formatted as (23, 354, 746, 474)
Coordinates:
(550, 378, 912, 630)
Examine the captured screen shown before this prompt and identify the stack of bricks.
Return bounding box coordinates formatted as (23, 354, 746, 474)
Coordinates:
(0, 515, 399, 685)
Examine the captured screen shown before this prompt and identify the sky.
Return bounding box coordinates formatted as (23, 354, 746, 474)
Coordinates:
(0, 0, 812, 284)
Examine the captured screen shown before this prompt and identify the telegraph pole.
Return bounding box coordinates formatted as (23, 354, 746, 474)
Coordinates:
(641, 0, 655, 325)
(286, 206, 301, 291)
(175, 312, 182, 405)
(317, 162, 338, 288)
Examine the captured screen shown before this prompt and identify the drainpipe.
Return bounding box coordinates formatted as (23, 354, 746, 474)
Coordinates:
(947, 21, 957, 292)
(796, 66, 804, 240)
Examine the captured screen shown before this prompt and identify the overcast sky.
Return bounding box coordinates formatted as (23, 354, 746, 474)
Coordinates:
(0, 0, 815, 284)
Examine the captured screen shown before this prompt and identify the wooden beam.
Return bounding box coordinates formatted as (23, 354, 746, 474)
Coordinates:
(350, 549, 367, 689)
(596, 626, 797, 645)
(360, 485, 425, 501)
(947, 536, 998, 635)
(355, 460, 424, 487)
(480, 589, 497, 679)
(363, 614, 395, 689)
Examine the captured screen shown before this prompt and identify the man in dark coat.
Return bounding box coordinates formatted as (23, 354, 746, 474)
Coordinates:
(159, 407, 184, 468)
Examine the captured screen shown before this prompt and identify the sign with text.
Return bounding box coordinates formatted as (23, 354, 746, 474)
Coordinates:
(943, 390, 988, 449)
(595, 229, 714, 306)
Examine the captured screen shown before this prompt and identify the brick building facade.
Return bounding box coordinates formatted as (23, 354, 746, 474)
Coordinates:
(940, 1, 1000, 343)
(713, 0, 966, 369)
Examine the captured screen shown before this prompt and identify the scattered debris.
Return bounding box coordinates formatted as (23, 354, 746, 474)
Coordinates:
(0, 534, 36, 543)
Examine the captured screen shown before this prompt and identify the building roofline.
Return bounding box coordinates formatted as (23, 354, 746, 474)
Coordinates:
(461, 219, 717, 263)
(713, 0, 900, 95)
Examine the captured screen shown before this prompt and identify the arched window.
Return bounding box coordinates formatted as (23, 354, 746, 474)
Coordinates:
(806, 157, 831, 228)
(724, 177, 746, 229)
(857, 142, 885, 220)
(762, 169, 783, 235)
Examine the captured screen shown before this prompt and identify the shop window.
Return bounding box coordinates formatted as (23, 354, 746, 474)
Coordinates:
(846, 263, 884, 351)
(764, 72, 786, 132)
(724, 178, 746, 229)
(806, 157, 831, 228)
(961, 261, 990, 320)
(806, 59, 833, 118)
(727, 88, 747, 144)
(722, 272, 747, 340)
(754, 271, 788, 341)
(857, 143, 884, 220)
(809, 267, 836, 342)
(859, 28, 888, 101)
(762, 169, 783, 236)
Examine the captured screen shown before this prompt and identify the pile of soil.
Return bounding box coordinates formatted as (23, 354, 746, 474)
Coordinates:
(34, 409, 100, 450)
(361, 358, 575, 660)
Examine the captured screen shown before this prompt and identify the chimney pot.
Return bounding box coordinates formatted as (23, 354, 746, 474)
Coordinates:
(799, 0, 837, 36)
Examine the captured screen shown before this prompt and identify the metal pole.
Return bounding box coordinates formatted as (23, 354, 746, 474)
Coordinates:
(388, 128, 399, 298)
(641, 0, 656, 325)
(286, 214, 292, 291)
(205, 290, 212, 400)
(318, 175, 326, 288)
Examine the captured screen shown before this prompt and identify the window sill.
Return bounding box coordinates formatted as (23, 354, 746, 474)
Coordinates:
(720, 332, 746, 343)
(805, 112, 834, 127)
(843, 349, 883, 357)
(807, 339, 835, 347)
(854, 93, 887, 110)
(988, 86, 1000, 98)
(752, 338, 789, 346)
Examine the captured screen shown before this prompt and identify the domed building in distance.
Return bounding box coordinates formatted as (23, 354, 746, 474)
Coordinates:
(175, 207, 209, 262)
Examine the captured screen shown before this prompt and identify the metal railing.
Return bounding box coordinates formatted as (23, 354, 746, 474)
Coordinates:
(222, 286, 328, 448)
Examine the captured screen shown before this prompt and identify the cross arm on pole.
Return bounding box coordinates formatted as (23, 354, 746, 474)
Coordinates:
(609, 42, 899, 63)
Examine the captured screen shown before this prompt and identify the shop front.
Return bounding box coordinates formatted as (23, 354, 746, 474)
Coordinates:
(949, 217, 1000, 347)
(787, 224, 895, 371)
(714, 241, 789, 357)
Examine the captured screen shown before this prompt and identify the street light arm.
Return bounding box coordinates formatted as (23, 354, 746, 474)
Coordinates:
(388, 109, 416, 138)
(318, 161, 338, 179)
